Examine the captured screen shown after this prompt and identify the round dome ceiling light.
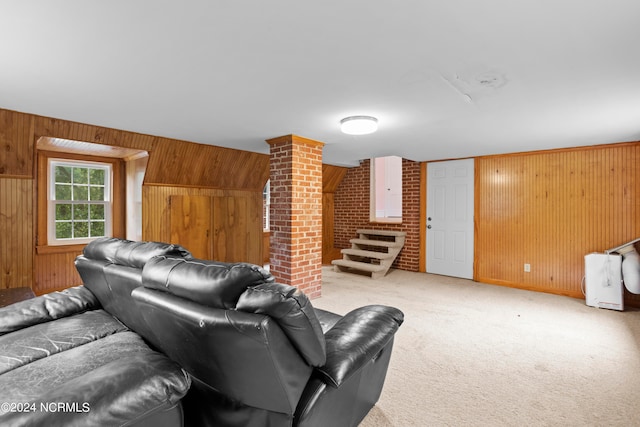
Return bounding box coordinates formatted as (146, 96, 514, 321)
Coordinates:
(340, 116, 378, 135)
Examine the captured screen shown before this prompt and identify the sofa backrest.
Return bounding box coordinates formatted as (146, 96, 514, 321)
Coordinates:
(75, 238, 328, 415)
(141, 256, 273, 308)
(132, 256, 326, 415)
(235, 281, 326, 366)
(75, 237, 192, 334)
(81, 237, 192, 268)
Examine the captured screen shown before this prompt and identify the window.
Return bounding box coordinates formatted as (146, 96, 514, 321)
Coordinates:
(48, 158, 112, 245)
(36, 137, 144, 251)
(370, 156, 402, 223)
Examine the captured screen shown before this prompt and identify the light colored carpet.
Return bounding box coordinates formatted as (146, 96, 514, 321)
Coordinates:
(314, 267, 640, 427)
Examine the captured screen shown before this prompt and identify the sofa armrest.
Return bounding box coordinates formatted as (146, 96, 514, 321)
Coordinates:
(316, 305, 403, 387)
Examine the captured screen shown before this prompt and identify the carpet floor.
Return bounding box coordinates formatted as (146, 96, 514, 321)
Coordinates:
(313, 267, 640, 426)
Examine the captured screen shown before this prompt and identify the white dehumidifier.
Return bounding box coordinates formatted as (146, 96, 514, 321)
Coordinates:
(584, 252, 623, 311)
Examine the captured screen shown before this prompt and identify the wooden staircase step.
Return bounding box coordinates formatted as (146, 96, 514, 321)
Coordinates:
(331, 259, 386, 273)
(341, 248, 394, 260)
(350, 238, 404, 248)
(357, 229, 406, 238)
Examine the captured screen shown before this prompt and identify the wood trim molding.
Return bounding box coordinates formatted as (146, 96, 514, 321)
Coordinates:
(36, 150, 125, 247)
(36, 244, 86, 255)
(419, 162, 427, 273)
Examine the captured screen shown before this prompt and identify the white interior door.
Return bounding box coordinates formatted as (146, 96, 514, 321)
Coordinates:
(426, 159, 474, 279)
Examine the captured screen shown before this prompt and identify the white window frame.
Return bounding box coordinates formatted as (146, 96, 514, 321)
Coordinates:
(47, 158, 113, 245)
(263, 179, 270, 231)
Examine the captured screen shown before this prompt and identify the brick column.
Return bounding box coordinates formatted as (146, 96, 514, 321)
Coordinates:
(266, 134, 324, 298)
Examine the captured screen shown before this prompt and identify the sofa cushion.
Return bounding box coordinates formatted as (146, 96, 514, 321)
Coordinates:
(0, 331, 190, 427)
(0, 286, 97, 336)
(0, 309, 127, 375)
(82, 237, 192, 268)
(142, 256, 273, 309)
(236, 282, 326, 367)
(314, 308, 343, 333)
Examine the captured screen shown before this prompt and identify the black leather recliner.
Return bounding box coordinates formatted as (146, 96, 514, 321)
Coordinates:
(75, 237, 404, 427)
(0, 238, 194, 427)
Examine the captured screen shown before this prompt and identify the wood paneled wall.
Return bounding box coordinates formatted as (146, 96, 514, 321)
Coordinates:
(34, 251, 83, 293)
(475, 142, 640, 302)
(0, 111, 34, 177)
(4, 105, 638, 303)
(145, 139, 269, 190)
(323, 164, 348, 193)
(0, 108, 268, 294)
(34, 116, 157, 152)
(0, 178, 34, 289)
(1, 110, 35, 291)
(322, 164, 348, 263)
(144, 186, 263, 264)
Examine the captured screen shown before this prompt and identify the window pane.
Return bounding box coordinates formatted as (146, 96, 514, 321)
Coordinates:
(89, 186, 105, 201)
(73, 167, 89, 184)
(55, 184, 72, 200)
(73, 204, 89, 220)
(73, 185, 88, 201)
(90, 221, 105, 237)
(55, 166, 72, 183)
(89, 204, 104, 220)
(55, 204, 72, 221)
(74, 221, 89, 238)
(89, 168, 105, 185)
(49, 160, 113, 244)
(56, 222, 72, 239)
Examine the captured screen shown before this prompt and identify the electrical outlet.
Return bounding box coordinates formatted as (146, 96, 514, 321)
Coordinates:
(524, 263, 531, 273)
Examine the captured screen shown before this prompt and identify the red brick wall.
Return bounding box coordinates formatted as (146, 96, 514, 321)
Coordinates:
(334, 158, 421, 272)
(268, 136, 323, 298)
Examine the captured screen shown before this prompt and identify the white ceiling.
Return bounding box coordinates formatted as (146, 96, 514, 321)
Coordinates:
(1, 1, 639, 166)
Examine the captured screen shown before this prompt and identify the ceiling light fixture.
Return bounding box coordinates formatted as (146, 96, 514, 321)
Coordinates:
(340, 116, 378, 135)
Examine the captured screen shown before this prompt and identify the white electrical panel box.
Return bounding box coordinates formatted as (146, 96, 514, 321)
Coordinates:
(584, 253, 623, 311)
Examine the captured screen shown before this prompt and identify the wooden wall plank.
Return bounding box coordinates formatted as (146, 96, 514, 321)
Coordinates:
(322, 164, 348, 193)
(0, 110, 34, 177)
(170, 195, 212, 259)
(213, 195, 259, 263)
(145, 138, 270, 191)
(0, 178, 34, 289)
(321, 164, 347, 263)
(34, 251, 83, 294)
(33, 115, 156, 152)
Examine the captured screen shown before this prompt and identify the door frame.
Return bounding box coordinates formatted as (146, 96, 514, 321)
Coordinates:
(422, 158, 475, 279)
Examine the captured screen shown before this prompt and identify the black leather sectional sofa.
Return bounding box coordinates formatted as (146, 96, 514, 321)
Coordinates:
(0, 237, 404, 426)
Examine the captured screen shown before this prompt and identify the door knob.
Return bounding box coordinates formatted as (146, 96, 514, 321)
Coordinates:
(427, 217, 432, 221)
(427, 225, 431, 229)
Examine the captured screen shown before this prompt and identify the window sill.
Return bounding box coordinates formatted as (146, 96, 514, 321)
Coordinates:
(36, 244, 87, 255)
(370, 218, 403, 225)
